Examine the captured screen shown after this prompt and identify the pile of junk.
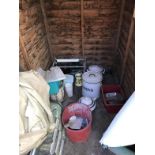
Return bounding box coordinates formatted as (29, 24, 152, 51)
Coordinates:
(19, 57, 135, 155)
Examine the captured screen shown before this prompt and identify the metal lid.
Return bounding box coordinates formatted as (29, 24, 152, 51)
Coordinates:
(88, 65, 103, 73)
(82, 71, 103, 83)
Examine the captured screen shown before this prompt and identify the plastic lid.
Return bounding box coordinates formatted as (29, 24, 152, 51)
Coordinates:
(82, 71, 103, 83)
(88, 65, 103, 73)
(79, 97, 92, 106)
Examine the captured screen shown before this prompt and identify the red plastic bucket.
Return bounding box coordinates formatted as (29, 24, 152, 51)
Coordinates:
(62, 103, 92, 142)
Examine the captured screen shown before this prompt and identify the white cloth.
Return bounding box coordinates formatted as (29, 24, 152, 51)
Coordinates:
(100, 92, 135, 147)
(19, 70, 55, 155)
(37, 67, 66, 82)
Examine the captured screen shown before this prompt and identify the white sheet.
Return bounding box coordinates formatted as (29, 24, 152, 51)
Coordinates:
(100, 92, 135, 147)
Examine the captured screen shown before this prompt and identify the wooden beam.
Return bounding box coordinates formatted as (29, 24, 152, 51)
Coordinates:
(19, 34, 32, 70)
(120, 12, 135, 84)
(81, 0, 84, 57)
(133, 9, 135, 18)
(114, 0, 126, 54)
(40, 0, 54, 61)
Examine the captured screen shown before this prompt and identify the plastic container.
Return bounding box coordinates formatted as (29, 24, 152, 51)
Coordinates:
(65, 83, 73, 97)
(62, 103, 92, 142)
(82, 71, 102, 99)
(102, 84, 125, 113)
(64, 74, 74, 84)
(75, 73, 82, 87)
(64, 74, 74, 97)
(79, 96, 96, 111)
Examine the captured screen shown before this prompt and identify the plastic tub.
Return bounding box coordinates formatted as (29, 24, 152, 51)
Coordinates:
(62, 103, 92, 142)
(102, 84, 125, 113)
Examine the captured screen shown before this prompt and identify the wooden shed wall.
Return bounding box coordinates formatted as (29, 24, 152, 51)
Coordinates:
(116, 0, 135, 98)
(19, 0, 135, 98)
(19, 0, 52, 70)
(43, 0, 122, 66)
(122, 29, 135, 98)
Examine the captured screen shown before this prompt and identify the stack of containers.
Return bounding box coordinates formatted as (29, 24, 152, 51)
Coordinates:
(79, 65, 104, 111)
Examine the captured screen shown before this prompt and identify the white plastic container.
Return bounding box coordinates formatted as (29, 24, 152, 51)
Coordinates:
(65, 83, 73, 97)
(82, 71, 102, 99)
(64, 74, 74, 97)
(64, 74, 74, 84)
(79, 96, 96, 111)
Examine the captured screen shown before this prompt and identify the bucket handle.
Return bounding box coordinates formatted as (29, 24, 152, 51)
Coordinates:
(102, 68, 106, 75)
(87, 68, 106, 75)
(89, 73, 96, 77)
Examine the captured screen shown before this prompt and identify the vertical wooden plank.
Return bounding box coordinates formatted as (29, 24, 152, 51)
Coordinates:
(114, 0, 126, 54)
(40, 0, 54, 60)
(133, 8, 135, 18)
(81, 0, 84, 57)
(19, 34, 32, 70)
(120, 13, 135, 84)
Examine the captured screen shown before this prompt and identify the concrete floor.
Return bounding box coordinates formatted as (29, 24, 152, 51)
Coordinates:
(62, 72, 118, 155)
(36, 97, 116, 155)
(62, 95, 115, 155)
(35, 71, 118, 155)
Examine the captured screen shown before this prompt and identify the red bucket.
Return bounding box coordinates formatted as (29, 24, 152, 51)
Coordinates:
(62, 103, 92, 142)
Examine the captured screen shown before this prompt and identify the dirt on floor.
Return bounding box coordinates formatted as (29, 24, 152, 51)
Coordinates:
(62, 71, 118, 155)
(35, 71, 118, 155)
(62, 96, 115, 155)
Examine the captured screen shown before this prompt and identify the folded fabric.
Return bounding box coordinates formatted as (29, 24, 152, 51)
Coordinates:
(19, 70, 55, 155)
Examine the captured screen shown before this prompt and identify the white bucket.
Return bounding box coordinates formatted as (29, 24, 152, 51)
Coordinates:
(65, 83, 73, 97)
(82, 71, 102, 99)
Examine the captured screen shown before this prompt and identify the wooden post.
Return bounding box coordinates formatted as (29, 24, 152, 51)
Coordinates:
(40, 0, 54, 61)
(81, 0, 84, 57)
(133, 8, 135, 18)
(19, 34, 32, 70)
(114, 0, 126, 54)
(120, 11, 135, 84)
